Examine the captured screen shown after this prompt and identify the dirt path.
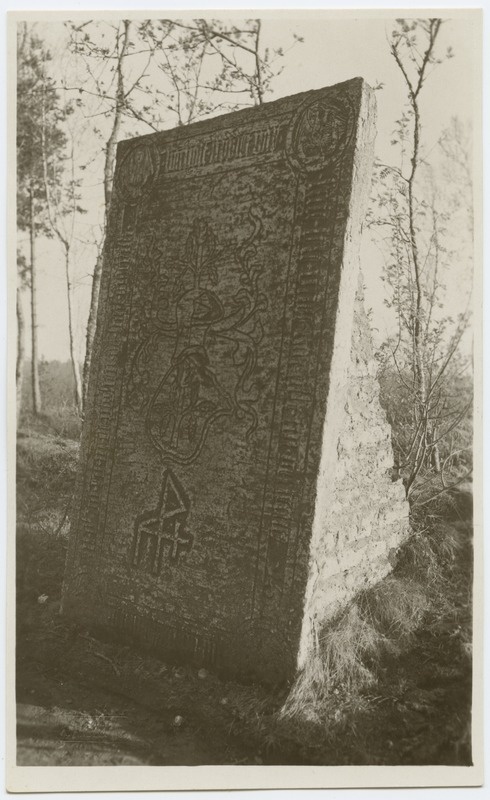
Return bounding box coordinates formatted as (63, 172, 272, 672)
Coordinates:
(17, 652, 242, 766)
(17, 600, 262, 767)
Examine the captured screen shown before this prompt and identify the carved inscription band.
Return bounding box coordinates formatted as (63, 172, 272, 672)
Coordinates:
(115, 94, 355, 206)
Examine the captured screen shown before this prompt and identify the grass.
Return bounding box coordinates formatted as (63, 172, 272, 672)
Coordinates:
(16, 420, 79, 606)
(18, 406, 82, 443)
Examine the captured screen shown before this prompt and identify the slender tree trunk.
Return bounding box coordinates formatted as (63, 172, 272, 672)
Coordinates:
(408, 103, 441, 475)
(64, 246, 83, 414)
(29, 187, 42, 415)
(430, 429, 441, 473)
(254, 20, 264, 105)
(406, 101, 427, 409)
(391, 21, 442, 491)
(16, 285, 26, 421)
(104, 20, 130, 212)
(81, 21, 130, 406)
(82, 249, 103, 405)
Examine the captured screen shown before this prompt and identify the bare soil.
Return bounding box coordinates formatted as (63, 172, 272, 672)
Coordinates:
(16, 428, 473, 766)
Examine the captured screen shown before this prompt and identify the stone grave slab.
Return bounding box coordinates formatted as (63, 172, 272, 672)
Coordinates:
(62, 78, 409, 684)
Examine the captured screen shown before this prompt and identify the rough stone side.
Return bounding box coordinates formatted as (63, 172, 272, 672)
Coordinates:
(298, 277, 410, 669)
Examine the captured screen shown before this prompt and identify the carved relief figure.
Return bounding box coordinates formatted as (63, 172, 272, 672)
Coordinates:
(128, 210, 267, 465)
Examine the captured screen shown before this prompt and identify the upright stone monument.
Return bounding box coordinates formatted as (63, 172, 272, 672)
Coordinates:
(63, 78, 409, 684)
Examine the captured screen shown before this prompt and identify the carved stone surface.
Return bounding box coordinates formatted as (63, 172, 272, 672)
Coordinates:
(62, 78, 409, 684)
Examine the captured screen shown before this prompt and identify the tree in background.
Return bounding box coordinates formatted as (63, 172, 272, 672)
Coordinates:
(368, 18, 473, 504)
(141, 17, 296, 116)
(16, 252, 29, 419)
(17, 26, 69, 416)
(40, 112, 87, 415)
(17, 25, 88, 416)
(63, 17, 299, 405)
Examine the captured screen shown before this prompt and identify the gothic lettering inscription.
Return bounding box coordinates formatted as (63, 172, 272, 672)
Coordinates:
(161, 121, 282, 175)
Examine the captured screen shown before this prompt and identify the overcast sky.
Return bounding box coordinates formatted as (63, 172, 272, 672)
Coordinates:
(15, 10, 479, 362)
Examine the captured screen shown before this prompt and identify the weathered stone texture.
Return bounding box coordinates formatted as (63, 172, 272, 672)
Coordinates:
(62, 77, 409, 684)
(297, 278, 409, 668)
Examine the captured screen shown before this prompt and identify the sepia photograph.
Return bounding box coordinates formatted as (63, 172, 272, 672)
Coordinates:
(7, 6, 483, 792)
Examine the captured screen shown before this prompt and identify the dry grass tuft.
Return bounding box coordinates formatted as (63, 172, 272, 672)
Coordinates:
(281, 605, 396, 721)
(358, 575, 429, 641)
(428, 521, 467, 565)
(320, 605, 392, 690)
(395, 529, 440, 583)
(279, 654, 328, 723)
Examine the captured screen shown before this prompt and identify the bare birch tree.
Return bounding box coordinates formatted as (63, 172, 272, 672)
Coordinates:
(368, 18, 473, 503)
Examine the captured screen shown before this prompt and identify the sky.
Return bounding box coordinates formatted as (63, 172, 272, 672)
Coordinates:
(14, 10, 479, 362)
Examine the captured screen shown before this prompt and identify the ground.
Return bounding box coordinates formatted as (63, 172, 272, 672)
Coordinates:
(16, 422, 473, 766)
